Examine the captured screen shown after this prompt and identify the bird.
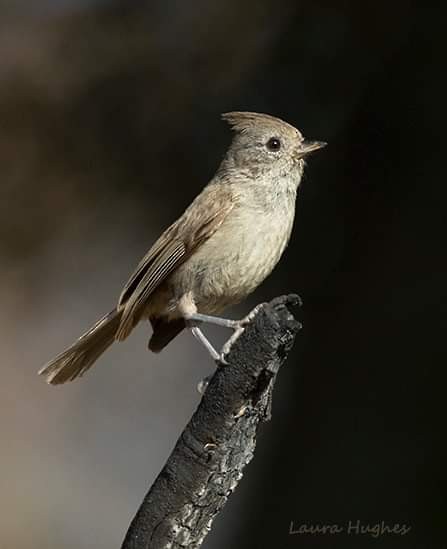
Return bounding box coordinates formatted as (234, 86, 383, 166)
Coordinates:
(39, 111, 326, 384)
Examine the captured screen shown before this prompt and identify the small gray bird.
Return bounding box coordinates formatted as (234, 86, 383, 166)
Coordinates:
(39, 112, 325, 384)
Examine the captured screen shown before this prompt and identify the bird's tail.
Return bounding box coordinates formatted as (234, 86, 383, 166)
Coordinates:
(38, 309, 122, 385)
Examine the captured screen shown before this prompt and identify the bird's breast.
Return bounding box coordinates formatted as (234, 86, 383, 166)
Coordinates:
(182, 197, 296, 312)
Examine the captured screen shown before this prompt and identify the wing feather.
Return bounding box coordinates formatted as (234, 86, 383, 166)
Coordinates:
(118, 230, 175, 306)
(116, 241, 185, 340)
(115, 185, 235, 341)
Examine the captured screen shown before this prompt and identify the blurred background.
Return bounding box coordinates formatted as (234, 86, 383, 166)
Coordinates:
(1, 1, 445, 547)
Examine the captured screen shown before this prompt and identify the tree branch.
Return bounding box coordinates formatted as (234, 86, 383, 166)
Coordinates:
(121, 294, 301, 549)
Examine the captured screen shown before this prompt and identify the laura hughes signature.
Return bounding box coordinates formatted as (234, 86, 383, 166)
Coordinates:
(289, 520, 411, 538)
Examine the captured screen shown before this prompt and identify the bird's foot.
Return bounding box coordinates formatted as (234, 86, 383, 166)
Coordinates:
(237, 302, 266, 327)
(197, 375, 211, 394)
(188, 303, 267, 366)
(220, 303, 267, 361)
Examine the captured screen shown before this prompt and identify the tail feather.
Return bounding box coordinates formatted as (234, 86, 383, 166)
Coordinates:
(39, 309, 122, 385)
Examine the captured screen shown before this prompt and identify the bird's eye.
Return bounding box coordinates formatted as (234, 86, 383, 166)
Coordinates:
(266, 137, 281, 151)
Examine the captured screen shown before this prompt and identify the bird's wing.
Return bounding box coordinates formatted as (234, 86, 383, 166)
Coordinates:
(115, 185, 235, 340)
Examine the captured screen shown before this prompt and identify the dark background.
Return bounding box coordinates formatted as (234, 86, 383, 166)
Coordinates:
(1, 1, 445, 548)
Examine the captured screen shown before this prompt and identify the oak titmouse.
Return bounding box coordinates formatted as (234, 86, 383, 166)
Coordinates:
(39, 112, 326, 384)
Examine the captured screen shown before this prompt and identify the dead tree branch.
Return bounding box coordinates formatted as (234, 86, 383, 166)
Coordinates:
(121, 294, 301, 549)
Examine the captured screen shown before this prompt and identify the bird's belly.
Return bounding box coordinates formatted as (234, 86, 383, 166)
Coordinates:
(178, 208, 294, 313)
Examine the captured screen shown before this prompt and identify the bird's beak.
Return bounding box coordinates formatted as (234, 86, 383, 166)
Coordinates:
(295, 140, 327, 159)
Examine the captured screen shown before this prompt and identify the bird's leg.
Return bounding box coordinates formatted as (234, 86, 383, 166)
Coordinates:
(187, 321, 224, 362)
(185, 312, 240, 329)
(185, 304, 267, 369)
(186, 304, 266, 331)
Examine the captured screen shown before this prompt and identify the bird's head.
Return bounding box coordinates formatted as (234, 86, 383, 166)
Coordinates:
(221, 111, 326, 186)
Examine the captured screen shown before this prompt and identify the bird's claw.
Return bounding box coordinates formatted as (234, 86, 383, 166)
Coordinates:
(239, 303, 266, 327)
(215, 353, 229, 367)
(197, 375, 212, 394)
